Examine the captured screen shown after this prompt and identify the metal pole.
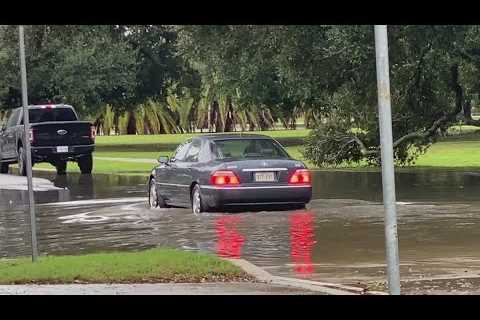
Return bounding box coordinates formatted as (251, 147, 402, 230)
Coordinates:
(374, 25, 401, 295)
(19, 25, 38, 262)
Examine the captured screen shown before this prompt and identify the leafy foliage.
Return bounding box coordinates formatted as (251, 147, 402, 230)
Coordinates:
(2, 25, 480, 166)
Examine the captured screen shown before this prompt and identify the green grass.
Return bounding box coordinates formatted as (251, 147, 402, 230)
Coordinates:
(29, 127, 480, 175)
(29, 130, 312, 175)
(95, 129, 310, 147)
(413, 140, 480, 168)
(0, 248, 249, 285)
(447, 125, 480, 135)
(34, 158, 156, 175)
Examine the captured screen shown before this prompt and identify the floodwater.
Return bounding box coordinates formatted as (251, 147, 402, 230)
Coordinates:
(2, 170, 480, 294)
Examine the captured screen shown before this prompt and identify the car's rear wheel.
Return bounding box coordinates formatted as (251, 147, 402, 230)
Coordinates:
(148, 178, 167, 208)
(78, 154, 93, 174)
(55, 161, 67, 175)
(0, 162, 9, 174)
(191, 184, 208, 215)
(18, 146, 27, 176)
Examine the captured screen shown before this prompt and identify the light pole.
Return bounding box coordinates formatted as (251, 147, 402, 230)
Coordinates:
(18, 25, 38, 262)
(374, 25, 401, 295)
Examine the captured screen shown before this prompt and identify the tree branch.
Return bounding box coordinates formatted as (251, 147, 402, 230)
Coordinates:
(347, 64, 466, 157)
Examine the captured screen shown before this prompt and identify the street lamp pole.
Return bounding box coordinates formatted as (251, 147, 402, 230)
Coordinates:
(18, 25, 38, 262)
(374, 25, 401, 295)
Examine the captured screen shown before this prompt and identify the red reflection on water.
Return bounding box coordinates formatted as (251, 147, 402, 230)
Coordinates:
(290, 211, 316, 276)
(215, 215, 245, 259)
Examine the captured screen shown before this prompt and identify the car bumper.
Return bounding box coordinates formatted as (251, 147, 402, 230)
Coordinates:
(201, 184, 312, 208)
(32, 145, 95, 162)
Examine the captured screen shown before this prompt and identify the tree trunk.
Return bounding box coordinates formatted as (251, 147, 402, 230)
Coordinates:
(246, 112, 256, 131)
(126, 110, 137, 135)
(290, 117, 297, 130)
(144, 114, 151, 135)
(113, 112, 120, 135)
(224, 97, 235, 132)
(211, 100, 223, 133)
(207, 103, 212, 132)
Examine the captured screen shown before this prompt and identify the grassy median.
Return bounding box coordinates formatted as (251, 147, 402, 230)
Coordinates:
(0, 248, 251, 285)
(32, 130, 311, 175)
(95, 129, 310, 147)
(29, 128, 480, 175)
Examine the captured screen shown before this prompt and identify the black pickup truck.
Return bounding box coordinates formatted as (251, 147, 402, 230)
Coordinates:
(0, 104, 95, 175)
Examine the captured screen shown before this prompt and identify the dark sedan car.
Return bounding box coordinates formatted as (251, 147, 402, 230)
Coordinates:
(147, 134, 312, 214)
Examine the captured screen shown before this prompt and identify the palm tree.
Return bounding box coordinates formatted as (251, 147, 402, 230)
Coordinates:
(167, 94, 195, 133)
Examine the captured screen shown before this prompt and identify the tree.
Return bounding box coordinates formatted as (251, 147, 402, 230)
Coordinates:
(303, 25, 480, 166)
(0, 25, 137, 116)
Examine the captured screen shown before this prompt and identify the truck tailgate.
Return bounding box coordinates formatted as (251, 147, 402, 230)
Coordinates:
(31, 121, 93, 147)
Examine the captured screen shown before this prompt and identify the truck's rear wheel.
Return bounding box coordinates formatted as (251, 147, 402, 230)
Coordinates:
(55, 161, 67, 175)
(78, 154, 93, 174)
(0, 163, 9, 174)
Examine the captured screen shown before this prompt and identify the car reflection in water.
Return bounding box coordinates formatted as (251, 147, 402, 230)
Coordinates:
(290, 211, 316, 276)
(214, 210, 316, 277)
(215, 215, 245, 259)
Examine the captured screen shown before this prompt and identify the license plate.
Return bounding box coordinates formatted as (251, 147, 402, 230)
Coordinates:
(57, 146, 68, 153)
(254, 172, 275, 182)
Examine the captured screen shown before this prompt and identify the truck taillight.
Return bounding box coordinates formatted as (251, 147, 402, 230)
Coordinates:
(210, 171, 240, 186)
(90, 126, 96, 141)
(288, 169, 311, 185)
(29, 129, 34, 144)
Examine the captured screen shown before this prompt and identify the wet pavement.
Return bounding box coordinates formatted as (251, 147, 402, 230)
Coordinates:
(0, 282, 322, 295)
(2, 170, 480, 294)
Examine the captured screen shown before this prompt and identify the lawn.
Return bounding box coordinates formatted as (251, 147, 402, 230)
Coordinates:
(0, 248, 250, 284)
(413, 140, 480, 168)
(31, 130, 312, 175)
(34, 158, 156, 175)
(95, 129, 310, 147)
(29, 128, 480, 175)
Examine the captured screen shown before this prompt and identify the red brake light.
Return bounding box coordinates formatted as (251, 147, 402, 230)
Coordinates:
(210, 171, 240, 186)
(289, 169, 311, 185)
(90, 126, 96, 141)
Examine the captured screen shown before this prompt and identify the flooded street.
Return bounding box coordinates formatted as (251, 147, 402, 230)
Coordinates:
(2, 170, 480, 294)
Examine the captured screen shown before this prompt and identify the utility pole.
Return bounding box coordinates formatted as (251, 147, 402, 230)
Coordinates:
(19, 25, 38, 262)
(374, 25, 401, 295)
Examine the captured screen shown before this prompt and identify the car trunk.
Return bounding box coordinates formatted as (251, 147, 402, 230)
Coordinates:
(219, 159, 303, 184)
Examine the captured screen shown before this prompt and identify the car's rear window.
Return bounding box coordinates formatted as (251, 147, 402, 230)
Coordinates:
(212, 138, 290, 160)
(28, 108, 77, 123)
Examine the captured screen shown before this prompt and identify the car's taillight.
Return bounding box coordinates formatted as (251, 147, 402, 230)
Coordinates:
(289, 169, 311, 185)
(29, 129, 34, 144)
(90, 126, 96, 141)
(210, 171, 240, 186)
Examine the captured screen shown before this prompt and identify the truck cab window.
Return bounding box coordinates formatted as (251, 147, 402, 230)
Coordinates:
(22, 107, 78, 124)
(6, 109, 20, 128)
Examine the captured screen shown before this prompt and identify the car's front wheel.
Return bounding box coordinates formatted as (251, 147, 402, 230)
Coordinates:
(148, 178, 167, 209)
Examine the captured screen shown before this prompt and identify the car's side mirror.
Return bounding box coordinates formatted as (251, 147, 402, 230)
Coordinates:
(158, 156, 169, 164)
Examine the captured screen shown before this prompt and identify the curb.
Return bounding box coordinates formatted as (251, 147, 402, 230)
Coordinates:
(225, 258, 387, 295)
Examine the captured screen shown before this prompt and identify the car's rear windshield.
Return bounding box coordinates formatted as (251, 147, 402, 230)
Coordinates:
(212, 138, 290, 160)
(28, 107, 77, 124)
